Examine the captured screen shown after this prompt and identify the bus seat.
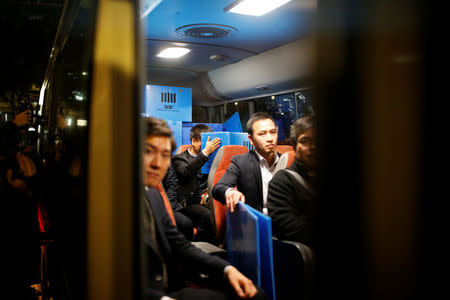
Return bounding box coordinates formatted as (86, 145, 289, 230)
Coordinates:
(156, 183, 176, 226)
(276, 145, 294, 154)
(285, 150, 296, 168)
(272, 238, 315, 300)
(273, 150, 296, 175)
(175, 144, 190, 154)
(207, 145, 249, 245)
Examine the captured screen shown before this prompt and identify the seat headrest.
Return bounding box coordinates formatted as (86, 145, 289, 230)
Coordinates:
(273, 150, 296, 175)
(175, 144, 190, 154)
(207, 145, 248, 199)
(276, 145, 294, 154)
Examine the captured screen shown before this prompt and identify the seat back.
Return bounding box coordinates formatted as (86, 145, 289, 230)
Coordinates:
(207, 145, 248, 245)
(276, 145, 294, 154)
(272, 239, 315, 300)
(156, 183, 176, 226)
(175, 144, 190, 154)
(273, 150, 296, 175)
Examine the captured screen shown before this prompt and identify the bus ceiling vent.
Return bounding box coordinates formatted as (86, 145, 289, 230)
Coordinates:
(210, 54, 230, 62)
(175, 24, 238, 39)
(256, 86, 270, 91)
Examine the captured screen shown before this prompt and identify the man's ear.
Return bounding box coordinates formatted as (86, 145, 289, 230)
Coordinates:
(248, 134, 254, 146)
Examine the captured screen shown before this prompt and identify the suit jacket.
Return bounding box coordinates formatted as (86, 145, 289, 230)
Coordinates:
(143, 187, 229, 299)
(266, 158, 315, 247)
(171, 149, 209, 207)
(162, 163, 183, 211)
(212, 150, 267, 212)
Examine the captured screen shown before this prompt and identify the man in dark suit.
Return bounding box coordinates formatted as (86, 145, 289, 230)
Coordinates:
(141, 117, 264, 300)
(267, 116, 316, 246)
(212, 112, 279, 214)
(171, 124, 221, 243)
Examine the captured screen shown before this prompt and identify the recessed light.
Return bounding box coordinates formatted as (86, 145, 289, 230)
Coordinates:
(224, 0, 291, 16)
(156, 47, 191, 58)
(77, 119, 88, 127)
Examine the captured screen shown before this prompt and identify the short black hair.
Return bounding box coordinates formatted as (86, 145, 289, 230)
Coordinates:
(190, 124, 212, 141)
(246, 112, 276, 136)
(144, 117, 176, 151)
(290, 115, 315, 149)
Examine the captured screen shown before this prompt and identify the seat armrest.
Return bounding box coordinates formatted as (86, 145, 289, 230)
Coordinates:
(191, 241, 227, 260)
(279, 239, 314, 273)
(272, 238, 315, 300)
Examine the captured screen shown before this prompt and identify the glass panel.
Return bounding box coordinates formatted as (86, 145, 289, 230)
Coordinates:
(192, 105, 208, 123)
(296, 89, 315, 117)
(223, 101, 250, 132)
(254, 93, 297, 144)
(13, 2, 96, 299)
(204, 105, 224, 124)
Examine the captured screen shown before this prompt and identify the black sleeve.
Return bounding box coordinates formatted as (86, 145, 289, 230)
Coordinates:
(211, 157, 241, 204)
(195, 174, 208, 203)
(162, 163, 183, 210)
(267, 171, 310, 244)
(172, 151, 209, 181)
(151, 189, 229, 277)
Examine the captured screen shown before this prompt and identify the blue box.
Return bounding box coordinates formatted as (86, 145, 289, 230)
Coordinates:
(223, 112, 243, 132)
(246, 205, 276, 300)
(230, 132, 254, 151)
(200, 132, 230, 174)
(226, 202, 261, 286)
(227, 202, 276, 300)
(165, 120, 182, 154)
(144, 85, 192, 122)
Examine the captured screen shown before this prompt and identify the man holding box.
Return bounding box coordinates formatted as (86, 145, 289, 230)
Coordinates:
(172, 124, 221, 244)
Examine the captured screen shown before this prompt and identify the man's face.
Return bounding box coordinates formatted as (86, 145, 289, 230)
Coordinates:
(295, 128, 316, 169)
(248, 118, 278, 156)
(142, 135, 172, 187)
(191, 138, 201, 154)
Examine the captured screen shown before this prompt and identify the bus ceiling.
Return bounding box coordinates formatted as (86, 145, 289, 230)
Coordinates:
(141, 0, 316, 106)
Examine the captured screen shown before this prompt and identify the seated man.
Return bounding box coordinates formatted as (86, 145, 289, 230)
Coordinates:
(171, 124, 221, 244)
(141, 117, 265, 300)
(267, 115, 316, 247)
(162, 163, 194, 240)
(212, 112, 280, 215)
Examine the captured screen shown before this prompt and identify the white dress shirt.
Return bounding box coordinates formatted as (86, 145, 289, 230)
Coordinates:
(254, 150, 279, 215)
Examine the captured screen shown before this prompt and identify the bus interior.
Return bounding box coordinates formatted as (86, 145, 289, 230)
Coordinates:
(2, 0, 429, 300)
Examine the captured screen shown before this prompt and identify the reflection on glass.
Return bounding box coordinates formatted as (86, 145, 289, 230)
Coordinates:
(296, 90, 315, 118)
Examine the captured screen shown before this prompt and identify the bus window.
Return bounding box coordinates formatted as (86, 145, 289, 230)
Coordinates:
(295, 90, 315, 118)
(223, 101, 251, 131)
(253, 91, 314, 144)
(36, 1, 97, 299)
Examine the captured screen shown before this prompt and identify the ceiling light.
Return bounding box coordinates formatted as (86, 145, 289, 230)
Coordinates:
(224, 0, 291, 16)
(77, 119, 88, 127)
(156, 47, 191, 58)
